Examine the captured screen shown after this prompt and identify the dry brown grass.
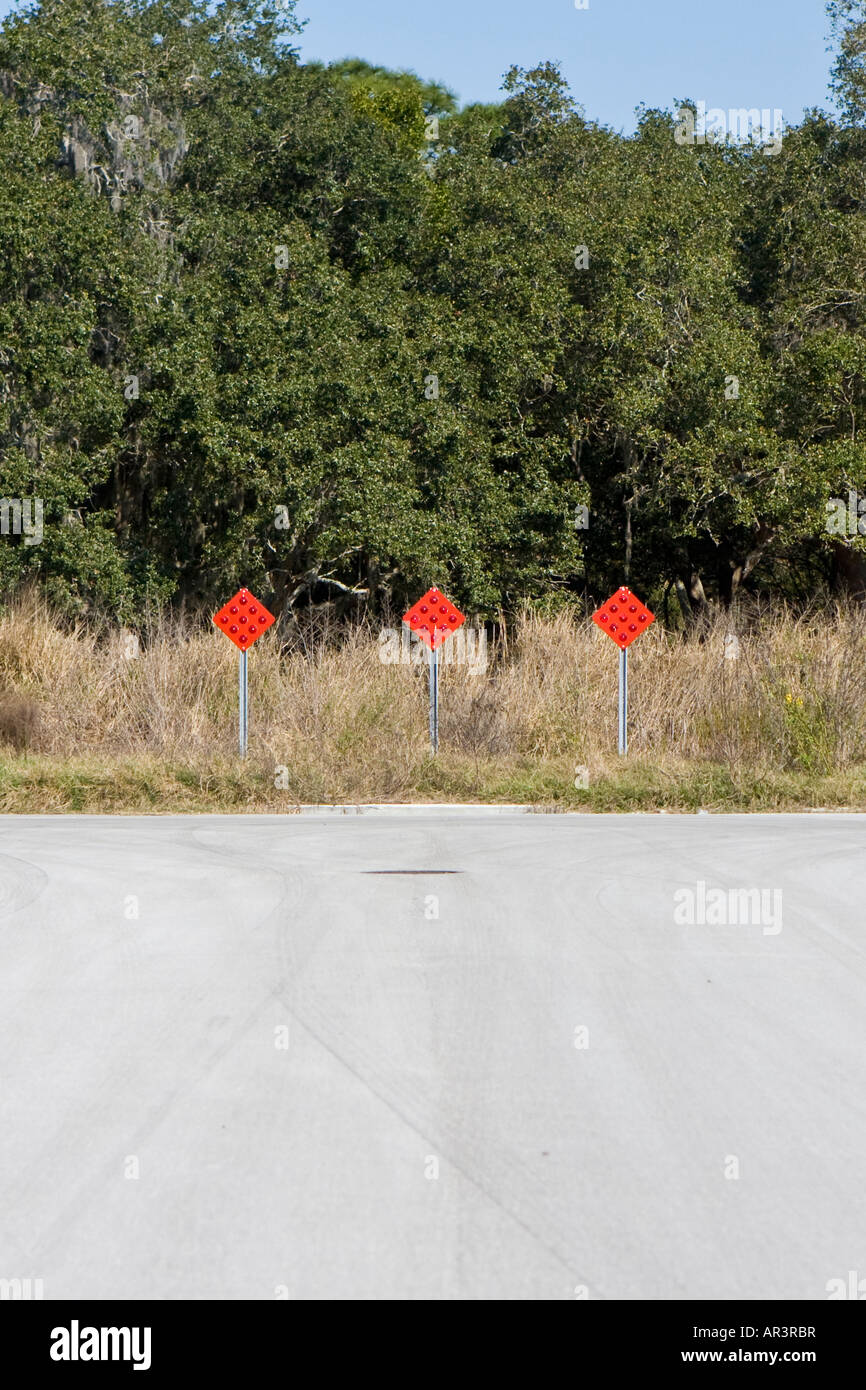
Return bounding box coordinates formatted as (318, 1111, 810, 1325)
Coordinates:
(0, 689, 42, 751)
(1, 590, 865, 808)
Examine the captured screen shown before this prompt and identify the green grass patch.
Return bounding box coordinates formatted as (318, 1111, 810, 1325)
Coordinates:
(1, 751, 864, 813)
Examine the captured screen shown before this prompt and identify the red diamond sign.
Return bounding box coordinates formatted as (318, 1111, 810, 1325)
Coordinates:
(213, 588, 276, 650)
(592, 586, 655, 649)
(403, 587, 465, 650)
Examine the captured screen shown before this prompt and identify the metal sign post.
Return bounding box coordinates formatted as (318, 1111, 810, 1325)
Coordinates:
(213, 587, 276, 756)
(618, 646, 628, 755)
(402, 587, 465, 755)
(238, 648, 249, 757)
(428, 644, 439, 753)
(592, 586, 655, 756)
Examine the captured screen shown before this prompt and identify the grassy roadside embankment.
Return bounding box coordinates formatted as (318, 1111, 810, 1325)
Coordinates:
(0, 594, 863, 813)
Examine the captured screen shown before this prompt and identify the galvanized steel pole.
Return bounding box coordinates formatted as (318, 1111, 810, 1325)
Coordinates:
(239, 648, 248, 756)
(429, 643, 439, 753)
(618, 646, 628, 755)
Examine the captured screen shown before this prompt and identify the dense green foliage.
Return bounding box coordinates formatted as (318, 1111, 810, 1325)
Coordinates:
(1, 0, 865, 621)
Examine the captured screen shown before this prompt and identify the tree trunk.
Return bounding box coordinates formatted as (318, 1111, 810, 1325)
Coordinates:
(718, 524, 775, 606)
(674, 571, 708, 629)
(831, 540, 866, 600)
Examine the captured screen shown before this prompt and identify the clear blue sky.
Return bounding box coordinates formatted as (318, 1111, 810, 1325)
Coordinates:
(0, 0, 838, 134)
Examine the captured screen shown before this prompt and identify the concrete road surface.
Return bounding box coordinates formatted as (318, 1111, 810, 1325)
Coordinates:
(0, 812, 864, 1301)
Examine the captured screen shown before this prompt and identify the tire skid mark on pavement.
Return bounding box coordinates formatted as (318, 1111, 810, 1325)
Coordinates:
(262, 867, 602, 1295)
(0, 851, 49, 918)
(4, 836, 295, 1265)
(21, 979, 292, 1269)
(274, 979, 596, 1292)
